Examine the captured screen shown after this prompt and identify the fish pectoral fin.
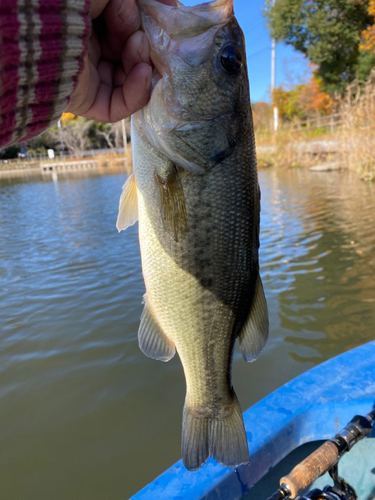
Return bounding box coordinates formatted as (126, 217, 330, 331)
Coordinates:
(155, 165, 187, 243)
(238, 273, 269, 362)
(138, 296, 176, 362)
(116, 173, 138, 232)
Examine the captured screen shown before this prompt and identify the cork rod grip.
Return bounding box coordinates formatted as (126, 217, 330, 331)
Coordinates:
(279, 441, 339, 499)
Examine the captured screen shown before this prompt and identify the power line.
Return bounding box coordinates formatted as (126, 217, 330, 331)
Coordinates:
(246, 46, 271, 59)
(241, 21, 268, 38)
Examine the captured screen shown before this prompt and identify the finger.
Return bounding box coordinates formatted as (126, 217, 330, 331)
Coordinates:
(96, 60, 115, 87)
(114, 65, 126, 87)
(103, 0, 141, 58)
(88, 30, 102, 68)
(99, 0, 176, 62)
(78, 62, 152, 122)
(101, 29, 150, 77)
(113, 62, 152, 120)
(122, 31, 150, 75)
(90, 0, 111, 19)
(156, 0, 178, 5)
(105, 0, 140, 32)
(66, 54, 92, 115)
(114, 33, 150, 86)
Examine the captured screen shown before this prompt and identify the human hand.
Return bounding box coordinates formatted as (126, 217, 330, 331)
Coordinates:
(67, 0, 177, 123)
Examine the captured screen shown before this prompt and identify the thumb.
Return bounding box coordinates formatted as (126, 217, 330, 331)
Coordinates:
(90, 0, 111, 19)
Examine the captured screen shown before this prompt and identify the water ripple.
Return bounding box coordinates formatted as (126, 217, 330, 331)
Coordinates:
(0, 169, 374, 498)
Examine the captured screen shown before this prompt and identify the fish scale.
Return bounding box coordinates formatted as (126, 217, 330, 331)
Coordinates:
(117, 0, 269, 471)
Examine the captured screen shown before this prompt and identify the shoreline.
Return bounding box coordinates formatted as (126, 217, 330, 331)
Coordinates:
(0, 153, 132, 180)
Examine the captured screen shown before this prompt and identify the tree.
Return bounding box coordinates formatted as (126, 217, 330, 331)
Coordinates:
(88, 121, 115, 150)
(265, 0, 374, 95)
(51, 116, 91, 157)
(360, 0, 375, 52)
(272, 85, 304, 121)
(298, 76, 335, 115)
(25, 130, 57, 155)
(0, 145, 20, 159)
(252, 101, 273, 130)
(86, 119, 131, 150)
(357, 0, 375, 78)
(270, 76, 336, 123)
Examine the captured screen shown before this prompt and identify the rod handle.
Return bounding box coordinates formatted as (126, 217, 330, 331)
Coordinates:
(279, 441, 339, 498)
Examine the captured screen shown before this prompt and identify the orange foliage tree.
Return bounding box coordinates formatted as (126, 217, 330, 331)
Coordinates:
(61, 112, 77, 123)
(252, 101, 273, 130)
(271, 76, 336, 123)
(271, 86, 295, 121)
(298, 76, 335, 116)
(360, 0, 375, 53)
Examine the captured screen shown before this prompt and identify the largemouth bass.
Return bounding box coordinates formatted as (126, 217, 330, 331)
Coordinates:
(117, 0, 269, 471)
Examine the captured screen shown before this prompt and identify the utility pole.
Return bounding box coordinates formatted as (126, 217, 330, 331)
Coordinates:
(57, 119, 64, 157)
(271, 0, 279, 132)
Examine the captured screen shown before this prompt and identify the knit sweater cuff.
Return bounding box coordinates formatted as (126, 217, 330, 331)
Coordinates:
(0, 0, 91, 148)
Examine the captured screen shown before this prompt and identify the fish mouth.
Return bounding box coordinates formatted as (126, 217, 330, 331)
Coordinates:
(139, 0, 234, 39)
(137, 0, 238, 174)
(139, 0, 234, 74)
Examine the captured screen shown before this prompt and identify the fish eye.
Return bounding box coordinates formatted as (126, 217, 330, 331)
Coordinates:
(220, 45, 242, 74)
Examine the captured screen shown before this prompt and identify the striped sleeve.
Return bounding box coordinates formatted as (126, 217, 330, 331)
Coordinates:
(0, 0, 90, 147)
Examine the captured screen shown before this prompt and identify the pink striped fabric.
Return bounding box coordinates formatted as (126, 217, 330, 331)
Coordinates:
(0, 0, 90, 148)
(0, 3, 21, 146)
(25, 0, 64, 140)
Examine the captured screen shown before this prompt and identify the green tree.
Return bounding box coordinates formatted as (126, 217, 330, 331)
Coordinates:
(265, 0, 374, 94)
(0, 145, 20, 159)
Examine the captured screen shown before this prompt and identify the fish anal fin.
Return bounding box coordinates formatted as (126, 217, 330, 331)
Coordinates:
(238, 273, 269, 362)
(138, 296, 176, 362)
(116, 173, 138, 232)
(155, 165, 187, 243)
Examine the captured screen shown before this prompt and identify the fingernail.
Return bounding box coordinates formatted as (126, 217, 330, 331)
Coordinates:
(138, 33, 150, 64)
(117, 0, 126, 19)
(118, 0, 138, 25)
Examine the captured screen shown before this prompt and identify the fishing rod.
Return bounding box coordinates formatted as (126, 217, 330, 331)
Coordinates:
(267, 409, 375, 500)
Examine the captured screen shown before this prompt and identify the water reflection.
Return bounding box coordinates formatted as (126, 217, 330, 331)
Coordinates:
(0, 169, 374, 499)
(260, 169, 375, 365)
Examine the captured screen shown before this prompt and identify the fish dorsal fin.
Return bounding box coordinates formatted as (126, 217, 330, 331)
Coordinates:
(116, 173, 139, 232)
(155, 165, 187, 243)
(238, 273, 269, 362)
(138, 295, 176, 362)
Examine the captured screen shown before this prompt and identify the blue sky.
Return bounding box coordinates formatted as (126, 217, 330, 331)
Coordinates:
(182, 0, 312, 102)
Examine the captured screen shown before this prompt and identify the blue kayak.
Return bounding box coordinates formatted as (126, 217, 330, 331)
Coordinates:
(131, 341, 375, 500)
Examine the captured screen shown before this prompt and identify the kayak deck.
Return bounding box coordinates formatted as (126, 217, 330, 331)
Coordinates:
(131, 341, 375, 500)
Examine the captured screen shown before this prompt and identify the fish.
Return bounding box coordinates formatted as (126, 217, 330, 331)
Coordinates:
(117, 0, 269, 471)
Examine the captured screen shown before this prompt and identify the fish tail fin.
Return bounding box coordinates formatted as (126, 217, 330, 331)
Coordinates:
(182, 394, 249, 471)
(181, 406, 210, 471)
(209, 394, 249, 469)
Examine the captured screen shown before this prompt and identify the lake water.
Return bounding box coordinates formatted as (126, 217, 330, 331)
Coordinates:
(0, 168, 374, 499)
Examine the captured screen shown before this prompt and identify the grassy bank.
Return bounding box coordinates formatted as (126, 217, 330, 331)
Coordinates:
(255, 74, 375, 181)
